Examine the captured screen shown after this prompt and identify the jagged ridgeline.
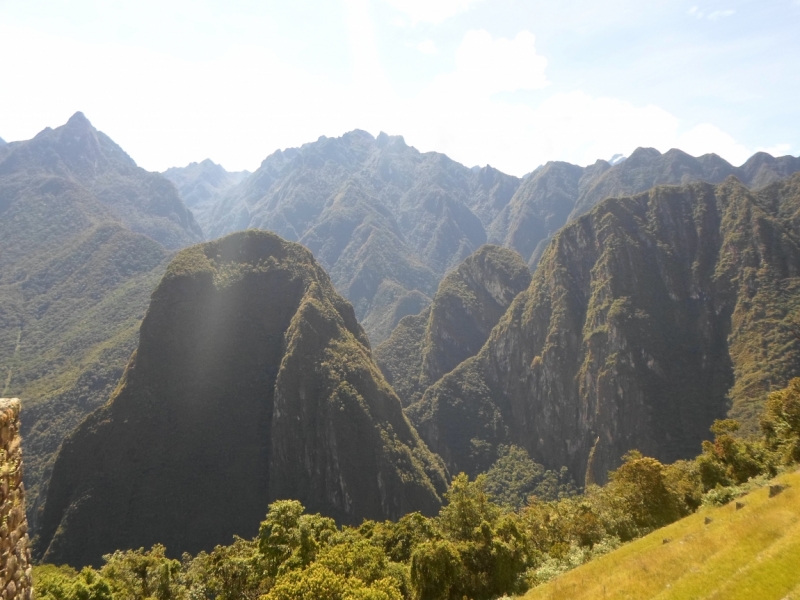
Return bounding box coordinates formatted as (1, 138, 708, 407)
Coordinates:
(169, 131, 800, 344)
(35, 230, 447, 568)
(375, 244, 531, 407)
(409, 173, 800, 485)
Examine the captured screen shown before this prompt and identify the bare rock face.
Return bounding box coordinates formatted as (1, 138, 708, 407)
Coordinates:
(0, 399, 32, 600)
(375, 245, 531, 407)
(410, 174, 800, 483)
(35, 231, 447, 568)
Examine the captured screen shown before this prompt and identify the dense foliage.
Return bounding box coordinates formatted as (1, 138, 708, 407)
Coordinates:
(35, 377, 800, 599)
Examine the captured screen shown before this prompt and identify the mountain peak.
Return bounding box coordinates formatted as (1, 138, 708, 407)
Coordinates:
(0, 136, 6, 146)
(66, 111, 93, 129)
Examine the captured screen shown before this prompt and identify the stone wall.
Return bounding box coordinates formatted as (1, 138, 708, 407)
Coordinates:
(1, 399, 32, 600)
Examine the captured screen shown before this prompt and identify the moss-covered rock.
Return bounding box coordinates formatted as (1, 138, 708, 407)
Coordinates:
(35, 231, 447, 568)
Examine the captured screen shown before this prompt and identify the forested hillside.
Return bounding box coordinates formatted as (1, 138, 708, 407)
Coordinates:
(0, 113, 199, 528)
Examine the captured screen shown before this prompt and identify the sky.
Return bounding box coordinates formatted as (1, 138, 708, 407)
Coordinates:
(0, 0, 798, 175)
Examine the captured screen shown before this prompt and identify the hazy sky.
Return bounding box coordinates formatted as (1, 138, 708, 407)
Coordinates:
(1, 0, 798, 175)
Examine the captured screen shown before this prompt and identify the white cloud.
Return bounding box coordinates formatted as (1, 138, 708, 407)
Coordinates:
(756, 143, 792, 156)
(0, 23, 768, 176)
(384, 0, 484, 24)
(424, 30, 548, 98)
(416, 40, 438, 54)
(675, 123, 749, 163)
(708, 9, 735, 20)
(688, 6, 735, 20)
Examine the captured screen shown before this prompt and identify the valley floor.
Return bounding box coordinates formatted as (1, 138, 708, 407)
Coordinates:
(522, 470, 800, 600)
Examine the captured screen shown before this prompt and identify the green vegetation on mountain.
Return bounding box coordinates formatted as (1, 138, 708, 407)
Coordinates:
(0, 112, 202, 249)
(0, 113, 204, 528)
(409, 173, 800, 484)
(523, 469, 800, 599)
(33, 376, 800, 599)
(35, 230, 447, 568)
(375, 245, 531, 406)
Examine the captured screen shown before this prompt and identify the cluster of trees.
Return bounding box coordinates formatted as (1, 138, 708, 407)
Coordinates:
(35, 379, 800, 600)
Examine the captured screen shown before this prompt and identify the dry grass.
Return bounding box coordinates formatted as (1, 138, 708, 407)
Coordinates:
(523, 470, 800, 600)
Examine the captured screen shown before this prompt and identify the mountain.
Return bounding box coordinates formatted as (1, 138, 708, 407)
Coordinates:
(408, 174, 800, 484)
(162, 159, 249, 211)
(188, 131, 522, 343)
(490, 148, 800, 269)
(0, 113, 202, 530)
(0, 112, 203, 248)
(375, 245, 531, 407)
(0, 136, 6, 145)
(35, 230, 448, 568)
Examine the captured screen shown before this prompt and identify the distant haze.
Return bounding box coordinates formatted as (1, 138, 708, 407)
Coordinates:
(0, 0, 798, 175)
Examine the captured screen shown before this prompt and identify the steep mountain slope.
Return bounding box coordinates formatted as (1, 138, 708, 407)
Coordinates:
(35, 231, 448, 568)
(0, 114, 203, 529)
(409, 174, 800, 484)
(375, 245, 531, 406)
(162, 159, 249, 211)
(0, 112, 203, 248)
(194, 131, 521, 343)
(524, 469, 800, 600)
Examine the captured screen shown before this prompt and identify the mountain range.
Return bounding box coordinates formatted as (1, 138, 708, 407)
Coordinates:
(4, 112, 800, 569)
(168, 134, 800, 344)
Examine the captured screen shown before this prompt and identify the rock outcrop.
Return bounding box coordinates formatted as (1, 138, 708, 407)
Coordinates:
(409, 174, 800, 483)
(0, 399, 32, 600)
(35, 231, 447, 568)
(375, 245, 531, 406)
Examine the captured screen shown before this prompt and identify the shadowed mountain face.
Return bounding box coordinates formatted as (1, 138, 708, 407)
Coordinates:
(162, 159, 249, 210)
(375, 245, 531, 407)
(408, 174, 800, 484)
(189, 135, 800, 343)
(35, 231, 448, 568)
(189, 131, 522, 343)
(0, 114, 206, 528)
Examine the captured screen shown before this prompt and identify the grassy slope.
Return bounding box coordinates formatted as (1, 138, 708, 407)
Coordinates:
(523, 469, 800, 600)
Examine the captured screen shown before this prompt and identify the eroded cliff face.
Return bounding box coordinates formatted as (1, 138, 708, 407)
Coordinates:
(410, 175, 800, 483)
(0, 399, 32, 600)
(35, 231, 447, 568)
(375, 245, 531, 407)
